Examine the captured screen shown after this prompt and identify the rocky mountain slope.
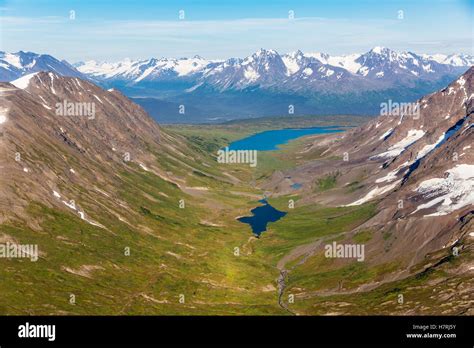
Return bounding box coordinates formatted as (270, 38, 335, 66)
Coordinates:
(263, 68, 473, 309)
(0, 65, 472, 315)
(1, 71, 163, 225)
(1, 71, 285, 315)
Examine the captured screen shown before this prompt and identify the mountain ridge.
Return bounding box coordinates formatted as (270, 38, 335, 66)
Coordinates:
(2, 48, 471, 91)
(2, 48, 471, 122)
(0, 66, 472, 315)
(264, 67, 473, 276)
(72, 47, 472, 88)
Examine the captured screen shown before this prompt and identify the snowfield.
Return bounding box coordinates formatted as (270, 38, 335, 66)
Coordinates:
(11, 72, 39, 89)
(77, 56, 216, 82)
(416, 134, 444, 159)
(346, 180, 401, 206)
(375, 161, 410, 183)
(373, 129, 425, 159)
(413, 164, 474, 216)
(281, 54, 301, 75)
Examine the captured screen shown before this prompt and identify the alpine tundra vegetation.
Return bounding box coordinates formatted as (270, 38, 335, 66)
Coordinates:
(0, 0, 472, 317)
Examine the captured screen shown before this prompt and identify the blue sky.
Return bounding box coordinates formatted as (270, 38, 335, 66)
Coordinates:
(0, 0, 472, 62)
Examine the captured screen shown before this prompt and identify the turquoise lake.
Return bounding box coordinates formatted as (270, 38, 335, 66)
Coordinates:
(228, 126, 343, 151)
(232, 126, 345, 235)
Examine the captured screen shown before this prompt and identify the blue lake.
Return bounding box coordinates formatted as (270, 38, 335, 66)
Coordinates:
(238, 199, 287, 237)
(228, 126, 343, 151)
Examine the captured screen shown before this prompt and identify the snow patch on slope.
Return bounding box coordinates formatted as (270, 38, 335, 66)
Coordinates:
(0, 107, 8, 124)
(281, 56, 300, 75)
(2, 53, 23, 68)
(346, 180, 401, 206)
(379, 128, 393, 140)
(416, 134, 444, 159)
(375, 162, 410, 183)
(11, 72, 39, 89)
(413, 164, 474, 216)
(373, 129, 425, 159)
(244, 67, 259, 82)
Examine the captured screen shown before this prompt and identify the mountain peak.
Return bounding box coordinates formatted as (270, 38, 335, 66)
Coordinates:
(255, 48, 279, 57)
(370, 46, 390, 54)
(288, 50, 305, 59)
(0, 51, 85, 81)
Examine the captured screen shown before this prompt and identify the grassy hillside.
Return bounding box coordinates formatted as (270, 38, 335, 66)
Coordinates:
(2, 117, 469, 315)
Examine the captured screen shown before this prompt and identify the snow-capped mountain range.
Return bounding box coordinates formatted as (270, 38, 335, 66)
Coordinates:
(0, 51, 83, 82)
(71, 47, 473, 91)
(1, 47, 471, 91)
(1, 47, 472, 122)
(75, 55, 215, 82)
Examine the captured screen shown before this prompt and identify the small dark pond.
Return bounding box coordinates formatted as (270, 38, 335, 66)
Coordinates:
(238, 199, 287, 236)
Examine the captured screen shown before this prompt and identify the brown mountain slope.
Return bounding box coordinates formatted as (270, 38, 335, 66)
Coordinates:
(0, 72, 233, 227)
(264, 67, 473, 295)
(1, 72, 281, 315)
